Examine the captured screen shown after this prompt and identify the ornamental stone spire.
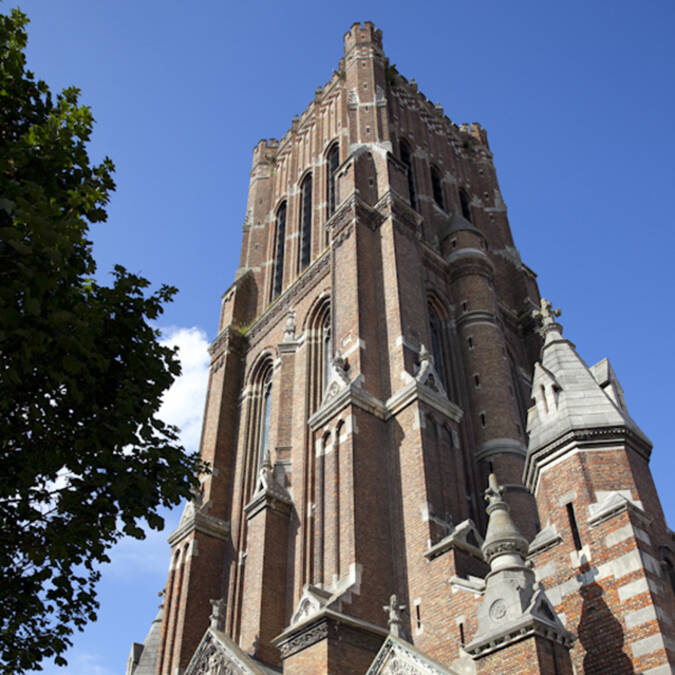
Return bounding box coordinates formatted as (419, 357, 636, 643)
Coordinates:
(465, 475, 573, 668)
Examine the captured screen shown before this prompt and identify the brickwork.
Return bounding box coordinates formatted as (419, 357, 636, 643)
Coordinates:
(130, 21, 675, 675)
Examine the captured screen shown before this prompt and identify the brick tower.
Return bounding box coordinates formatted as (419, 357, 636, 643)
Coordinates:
(126, 22, 675, 675)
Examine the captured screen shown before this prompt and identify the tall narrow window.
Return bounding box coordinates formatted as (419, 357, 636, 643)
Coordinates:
(300, 174, 312, 270)
(429, 306, 448, 390)
(566, 503, 583, 551)
(327, 144, 339, 218)
(400, 140, 417, 211)
(431, 166, 444, 209)
(272, 202, 286, 298)
(323, 314, 331, 389)
(259, 372, 272, 471)
(459, 188, 472, 223)
(307, 299, 331, 413)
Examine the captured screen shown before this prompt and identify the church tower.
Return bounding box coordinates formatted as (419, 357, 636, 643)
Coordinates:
(127, 22, 674, 675)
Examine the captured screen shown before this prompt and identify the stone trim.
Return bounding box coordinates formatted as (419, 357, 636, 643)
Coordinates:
(366, 635, 454, 674)
(183, 628, 270, 675)
(466, 614, 573, 660)
(587, 491, 650, 528)
(527, 525, 562, 558)
(246, 251, 330, 345)
(272, 608, 387, 659)
(168, 502, 230, 547)
(525, 426, 653, 493)
(308, 375, 463, 431)
(425, 519, 484, 562)
(475, 437, 527, 461)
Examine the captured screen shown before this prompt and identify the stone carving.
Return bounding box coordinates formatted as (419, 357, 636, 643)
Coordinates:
(414, 345, 447, 398)
(348, 88, 359, 109)
(532, 298, 561, 336)
(321, 351, 351, 405)
(489, 599, 506, 621)
(184, 631, 247, 675)
(278, 621, 329, 657)
(282, 309, 296, 342)
(383, 594, 406, 637)
(209, 598, 226, 631)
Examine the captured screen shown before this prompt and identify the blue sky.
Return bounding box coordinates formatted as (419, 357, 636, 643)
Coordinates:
(13, 1, 675, 672)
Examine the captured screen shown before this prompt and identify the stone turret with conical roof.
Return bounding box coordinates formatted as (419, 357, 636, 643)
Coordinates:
(523, 300, 675, 674)
(465, 475, 573, 674)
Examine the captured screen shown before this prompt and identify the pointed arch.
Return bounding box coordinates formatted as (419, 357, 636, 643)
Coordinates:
(304, 294, 331, 414)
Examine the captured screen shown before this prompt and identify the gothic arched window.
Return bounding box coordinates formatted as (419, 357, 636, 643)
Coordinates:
(244, 358, 274, 497)
(272, 202, 287, 298)
(299, 174, 312, 271)
(431, 166, 444, 210)
(327, 144, 339, 218)
(459, 188, 472, 223)
(258, 370, 272, 470)
(306, 298, 331, 412)
(400, 140, 417, 211)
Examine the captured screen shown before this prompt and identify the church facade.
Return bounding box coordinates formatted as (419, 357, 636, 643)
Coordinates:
(127, 23, 675, 675)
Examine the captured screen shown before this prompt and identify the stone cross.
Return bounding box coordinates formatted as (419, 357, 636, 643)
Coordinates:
(209, 598, 226, 631)
(532, 298, 561, 334)
(383, 594, 406, 637)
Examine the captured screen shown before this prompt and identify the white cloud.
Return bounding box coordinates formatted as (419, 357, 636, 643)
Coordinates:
(159, 325, 210, 453)
(105, 325, 210, 576)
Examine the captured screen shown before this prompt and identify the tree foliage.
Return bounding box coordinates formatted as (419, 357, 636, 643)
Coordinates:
(0, 9, 205, 673)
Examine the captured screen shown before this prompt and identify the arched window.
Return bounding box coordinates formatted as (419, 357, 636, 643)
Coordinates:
(299, 174, 312, 271)
(244, 357, 275, 498)
(400, 140, 417, 211)
(327, 145, 339, 218)
(459, 188, 472, 223)
(258, 370, 272, 470)
(429, 305, 448, 390)
(431, 166, 444, 210)
(306, 298, 331, 412)
(272, 202, 286, 298)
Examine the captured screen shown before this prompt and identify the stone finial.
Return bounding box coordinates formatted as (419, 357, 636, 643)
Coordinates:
(484, 473, 504, 509)
(481, 474, 529, 566)
(532, 298, 562, 336)
(283, 309, 296, 342)
(383, 593, 406, 637)
(209, 598, 226, 631)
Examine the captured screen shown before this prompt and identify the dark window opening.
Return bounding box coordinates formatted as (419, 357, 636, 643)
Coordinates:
(429, 306, 448, 390)
(400, 140, 417, 211)
(474, 373, 480, 388)
(327, 145, 339, 218)
(459, 622, 465, 646)
(566, 503, 583, 551)
(431, 166, 444, 209)
(480, 412, 487, 428)
(415, 604, 422, 630)
(300, 174, 312, 270)
(272, 202, 286, 298)
(467, 336, 474, 350)
(459, 188, 472, 222)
